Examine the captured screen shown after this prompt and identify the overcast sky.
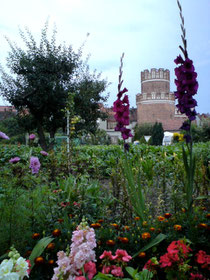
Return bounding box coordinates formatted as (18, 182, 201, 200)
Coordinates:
(0, 0, 209, 113)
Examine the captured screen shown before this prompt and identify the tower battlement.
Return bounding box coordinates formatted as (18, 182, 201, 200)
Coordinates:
(141, 68, 170, 82)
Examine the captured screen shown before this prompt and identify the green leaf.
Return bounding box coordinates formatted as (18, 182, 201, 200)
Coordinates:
(93, 272, 114, 280)
(132, 233, 166, 258)
(126, 267, 138, 278)
(29, 236, 54, 269)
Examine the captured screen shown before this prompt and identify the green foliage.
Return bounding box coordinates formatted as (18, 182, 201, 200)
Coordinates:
(29, 237, 54, 269)
(139, 136, 147, 144)
(191, 119, 210, 142)
(151, 122, 164, 146)
(81, 129, 111, 145)
(133, 123, 153, 141)
(0, 22, 108, 150)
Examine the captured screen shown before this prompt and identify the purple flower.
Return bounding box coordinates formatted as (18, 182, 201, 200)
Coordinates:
(9, 157, 20, 164)
(29, 134, 36, 140)
(0, 131, 10, 140)
(40, 151, 49, 156)
(29, 156, 41, 174)
(180, 121, 190, 131)
(174, 54, 198, 142)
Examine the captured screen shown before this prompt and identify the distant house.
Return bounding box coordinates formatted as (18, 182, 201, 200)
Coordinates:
(0, 106, 17, 121)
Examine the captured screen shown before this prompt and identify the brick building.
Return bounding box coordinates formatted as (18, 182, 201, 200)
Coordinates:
(136, 68, 186, 131)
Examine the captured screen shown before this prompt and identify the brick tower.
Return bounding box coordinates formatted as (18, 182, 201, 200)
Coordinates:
(136, 68, 186, 131)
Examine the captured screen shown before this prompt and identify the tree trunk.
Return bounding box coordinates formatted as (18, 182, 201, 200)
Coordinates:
(37, 121, 48, 151)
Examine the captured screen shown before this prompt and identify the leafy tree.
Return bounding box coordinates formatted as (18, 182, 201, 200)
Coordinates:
(151, 122, 164, 146)
(74, 69, 108, 134)
(133, 123, 153, 141)
(0, 22, 108, 150)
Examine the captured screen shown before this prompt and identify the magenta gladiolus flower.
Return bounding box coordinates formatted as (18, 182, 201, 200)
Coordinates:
(29, 156, 41, 174)
(29, 134, 36, 140)
(113, 54, 133, 144)
(0, 131, 10, 140)
(40, 151, 48, 156)
(9, 157, 20, 164)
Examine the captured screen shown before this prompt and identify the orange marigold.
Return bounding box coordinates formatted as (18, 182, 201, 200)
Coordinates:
(123, 226, 130, 231)
(48, 260, 55, 265)
(142, 232, 151, 239)
(157, 216, 165, 221)
(198, 223, 208, 229)
(120, 237, 129, 244)
(47, 243, 55, 250)
(91, 223, 101, 229)
(52, 229, 61, 237)
(110, 223, 119, 229)
(138, 252, 146, 258)
(174, 224, 182, 231)
(134, 217, 140, 221)
(150, 227, 155, 232)
(35, 256, 45, 265)
(164, 213, 172, 218)
(106, 240, 115, 246)
(98, 219, 104, 223)
(32, 233, 40, 240)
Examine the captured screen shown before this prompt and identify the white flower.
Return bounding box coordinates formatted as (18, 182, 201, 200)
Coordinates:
(0, 272, 19, 280)
(15, 257, 29, 277)
(0, 259, 14, 279)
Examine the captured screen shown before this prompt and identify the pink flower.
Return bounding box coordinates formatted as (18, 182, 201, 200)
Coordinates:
(60, 202, 70, 208)
(84, 261, 97, 279)
(144, 259, 158, 272)
(114, 249, 132, 262)
(9, 157, 20, 164)
(29, 156, 41, 174)
(102, 265, 111, 274)
(40, 150, 48, 156)
(190, 273, 206, 280)
(111, 265, 124, 277)
(196, 250, 210, 269)
(160, 252, 177, 268)
(29, 134, 36, 140)
(100, 251, 115, 261)
(0, 131, 9, 140)
(75, 277, 86, 280)
(26, 260, 31, 275)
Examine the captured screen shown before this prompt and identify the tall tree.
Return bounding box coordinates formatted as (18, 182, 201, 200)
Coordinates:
(0, 22, 108, 150)
(151, 122, 164, 146)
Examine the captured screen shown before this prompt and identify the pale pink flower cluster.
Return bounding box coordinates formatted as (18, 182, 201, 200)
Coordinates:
(52, 220, 97, 280)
